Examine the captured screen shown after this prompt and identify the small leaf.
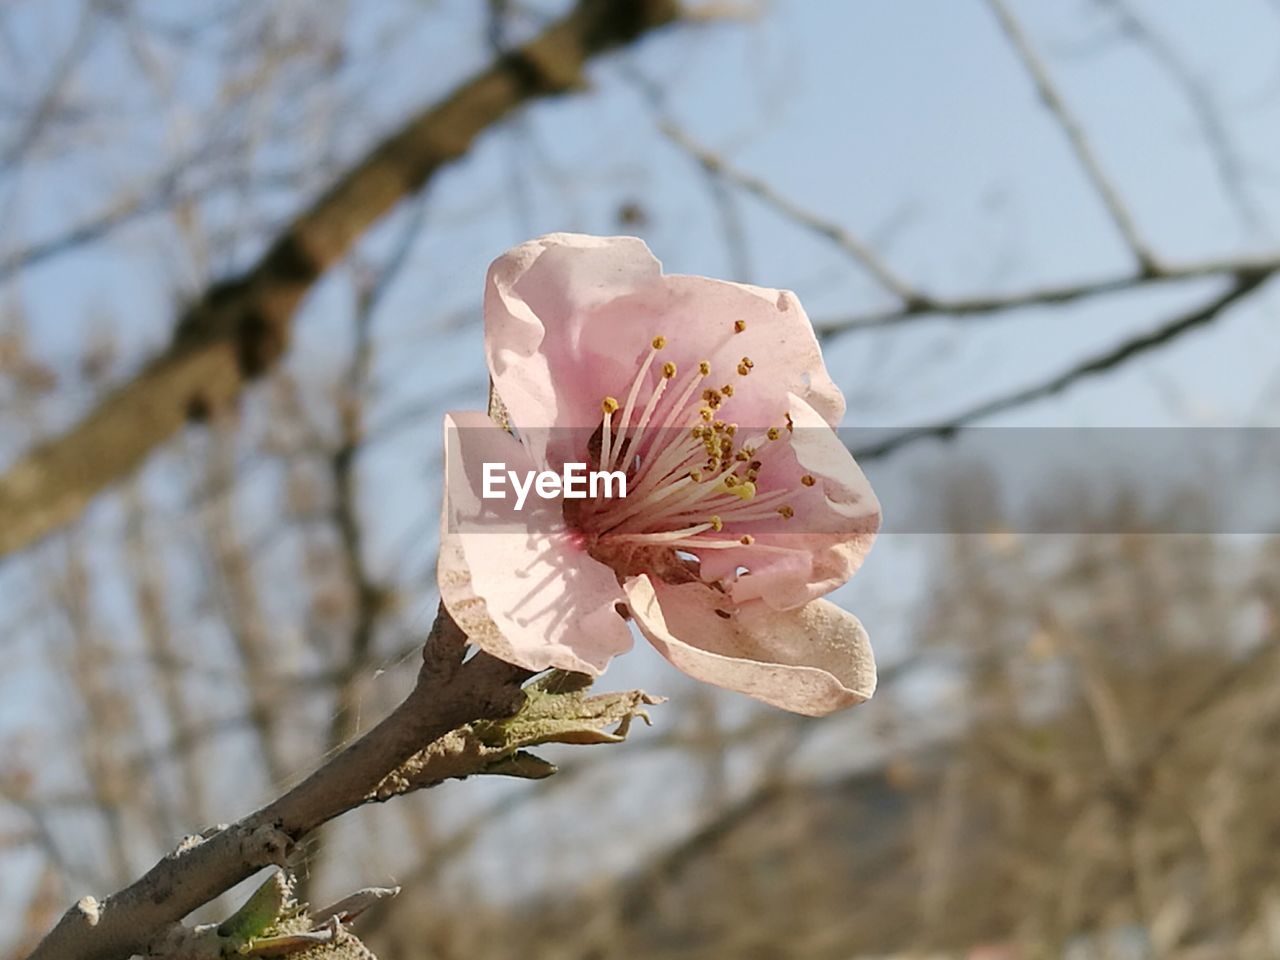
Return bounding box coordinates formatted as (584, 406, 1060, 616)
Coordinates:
(482, 750, 558, 779)
(218, 870, 294, 942)
(474, 685, 663, 751)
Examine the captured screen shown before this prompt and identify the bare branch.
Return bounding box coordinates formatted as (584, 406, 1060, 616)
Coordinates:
(985, 0, 1159, 271)
(658, 121, 925, 304)
(26, 608, 531, 960)
(815, 251, 1280, 335)
(852, 271, 1269, 460)
(0, 0, 682, 560)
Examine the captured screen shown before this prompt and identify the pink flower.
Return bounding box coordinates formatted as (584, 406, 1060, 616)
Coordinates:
(439, 234, 880, 716)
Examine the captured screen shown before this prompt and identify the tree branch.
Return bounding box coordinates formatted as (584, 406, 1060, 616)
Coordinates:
(985, 0, 1158, 272)
(26, 609, 532, 960)
(852, 271, 1270, 461)
(0, 0, 681, 560)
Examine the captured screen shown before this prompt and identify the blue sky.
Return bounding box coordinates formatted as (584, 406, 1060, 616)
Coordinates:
(4, 0, 1280, 924)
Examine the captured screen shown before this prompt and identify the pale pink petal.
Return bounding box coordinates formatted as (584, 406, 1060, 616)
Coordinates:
(625, 576, 876, 716)
(483, 233, 842, 466)
(696, 393, 880, 609)
(439, 411, 632, 675)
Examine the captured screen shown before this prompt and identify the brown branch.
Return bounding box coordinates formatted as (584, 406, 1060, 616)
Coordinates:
(985, 0, 1157, 272)
(26, 609, 532, 960)
(0, 0, 682, 560)
(658, 120, 925, 304)
(815, 251, 1280, 335)
(852, 270, 1270, 460)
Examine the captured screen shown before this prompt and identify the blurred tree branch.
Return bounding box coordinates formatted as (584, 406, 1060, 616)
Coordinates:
(26, 608, 532, 960)
(0, 0, 681, 560)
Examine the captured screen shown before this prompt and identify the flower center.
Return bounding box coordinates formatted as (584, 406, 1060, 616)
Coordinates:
(564, 321, 812, 581)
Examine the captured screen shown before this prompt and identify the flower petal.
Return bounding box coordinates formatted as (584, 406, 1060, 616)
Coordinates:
(483, 233, 843, 466)
(696, 393, 880, 609)
(439, 411, 632, 675)
(625, 576, 875, 716)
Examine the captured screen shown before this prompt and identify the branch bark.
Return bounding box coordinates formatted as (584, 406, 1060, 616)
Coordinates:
(26, 609, 531, 960)
(0, 0, 681, 560)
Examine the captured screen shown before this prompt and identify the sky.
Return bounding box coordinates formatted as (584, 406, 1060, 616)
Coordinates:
(3, 0, 1280, 923)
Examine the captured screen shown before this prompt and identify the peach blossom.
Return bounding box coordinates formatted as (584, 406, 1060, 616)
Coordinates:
(439, 234, 879, 715)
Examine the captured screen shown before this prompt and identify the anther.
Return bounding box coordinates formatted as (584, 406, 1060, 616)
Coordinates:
(652, 335, 667, 349)
(739, 534, 754, 545)
(721, 384, 734, 397)
(698, 360, 711, 376)
(801, 474, 816, 487)
(710, 515, 723, 532)
(777, 505, 795, 519)
(767, 427, 780, 441)
(602, 397, 619, 414)
(700, 407, 714, 422)
(734, 319, 747, 333)
(662, 361, 677, 379)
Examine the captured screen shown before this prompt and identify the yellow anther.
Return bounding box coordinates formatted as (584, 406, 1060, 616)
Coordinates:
(602, 396, 619, 414)
(735, 450, 750, 462)
(725, 423, 738, 437)
(777, 505, 795, 519)
(721, 383, 734, 397)
(745, 469, 759, 482)
(710, 515, 723, 532)
(713, 419, 726, 432)
(737, 362, 751, 376)
(767, 427, 780, 441)
(689, 469, 704, 483)
(652, 335, 667, 349)
(662, 361, 677, 379)
(734, 319, 747, 333)
(690, 425, 703, 439)
(800, 474, 816, 487)
(698, 360, 711, 376)
(739, 534, 755, 545)
(700, 407, 714, 421)
(722, 474, 739, 488)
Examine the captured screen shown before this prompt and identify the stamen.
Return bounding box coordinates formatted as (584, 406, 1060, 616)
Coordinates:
(777, 505, 795, 519)
(662, 361, 677, 379)
(652, 335, 667, 349)
(734, 319, 747, 333)
(801, 474, 816, 486)
(740, 534, 754, 545)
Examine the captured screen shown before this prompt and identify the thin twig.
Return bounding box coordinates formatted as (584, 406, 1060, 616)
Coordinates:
(985, 0, 1159, 272)
(657, 121, 926, 305)
(852, 271, 1269, 460)
(26, 608, 530, 960)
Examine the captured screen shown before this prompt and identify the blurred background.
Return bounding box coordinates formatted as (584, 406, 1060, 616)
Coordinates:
(3, 1, 1280, 957)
